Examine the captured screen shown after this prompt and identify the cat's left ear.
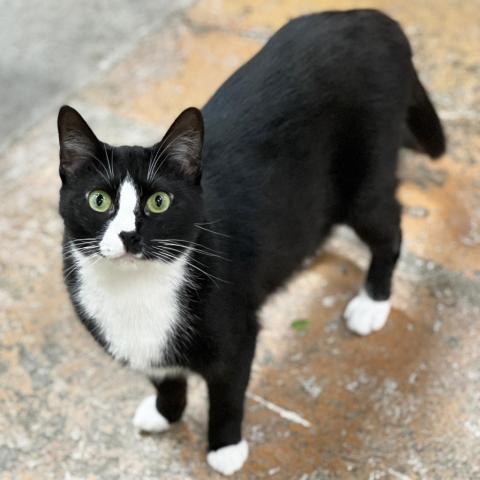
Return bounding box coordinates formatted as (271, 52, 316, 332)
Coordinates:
(57, 105, 100, 178)
(156, 107, 204, 179)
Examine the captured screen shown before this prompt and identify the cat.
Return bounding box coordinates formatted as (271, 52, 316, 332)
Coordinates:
(57, 9, 445, 476)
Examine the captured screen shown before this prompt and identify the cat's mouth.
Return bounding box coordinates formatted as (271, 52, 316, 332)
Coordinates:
(102, 251, 144, 262)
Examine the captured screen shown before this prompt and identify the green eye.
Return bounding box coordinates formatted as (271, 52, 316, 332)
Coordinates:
(146, 191, 171, 214)
(88, 190, 112, 212)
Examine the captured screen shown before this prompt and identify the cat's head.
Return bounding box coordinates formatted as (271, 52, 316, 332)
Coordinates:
(57, 105, 204, 263)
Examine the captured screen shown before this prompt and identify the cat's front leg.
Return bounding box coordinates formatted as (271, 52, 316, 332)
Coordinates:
(133, 376, 187, 432)
(205, 353, 254, 476)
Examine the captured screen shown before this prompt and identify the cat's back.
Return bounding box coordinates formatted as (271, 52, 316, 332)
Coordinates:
(201, 9, 412, 192)
(202, 9, 411, 146)
(199, 10, 415, 291)
(200, 10, 412, 219)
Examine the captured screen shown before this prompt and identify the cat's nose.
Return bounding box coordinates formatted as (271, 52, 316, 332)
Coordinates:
(119, 231, 142, 254)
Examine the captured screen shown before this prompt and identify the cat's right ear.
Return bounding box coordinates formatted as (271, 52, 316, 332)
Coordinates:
(57, 105, 99, 179)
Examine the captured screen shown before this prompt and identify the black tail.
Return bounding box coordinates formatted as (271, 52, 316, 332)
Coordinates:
(405, 70, 446, 159)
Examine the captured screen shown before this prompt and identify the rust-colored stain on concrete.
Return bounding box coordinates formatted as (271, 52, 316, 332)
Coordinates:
(1, 1, 479, 479)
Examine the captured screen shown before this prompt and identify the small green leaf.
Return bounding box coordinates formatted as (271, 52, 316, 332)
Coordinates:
(291, 319, 310, 331)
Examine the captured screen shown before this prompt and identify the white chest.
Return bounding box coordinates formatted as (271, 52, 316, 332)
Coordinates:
(73, 251, 189, 370)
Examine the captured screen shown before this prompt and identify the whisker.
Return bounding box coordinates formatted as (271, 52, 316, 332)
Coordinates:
(149, 245, 212, 270)
(145, 248, 179, 266)
(65, 239, 100, 257)
(151, 238, 226, 256)
(103, 144, 115, 183)
(153, 240, 229, 261)
(63, 267, 78, 282)
(194, 219, 224, 227)
(81, 150, 113, 186)
(147, 139, 163, 181)
(69, 237, 101, 244)
(109, 147, 115, 180)
(148, 130, 196, 183)
(147, 141, 167, 184)
(63, 243, 102, 276)
(91, 163, 111, 185)
(68, 241, 98, 247)
(148, 128, 186, 178)
(147, 147, 155, 184)
(183, 259, 226, 286)
(64, 243, 97, 253)
(63, 249, 97, 260)
(194, 224, 230, 238)
(149, 245, 228, 286)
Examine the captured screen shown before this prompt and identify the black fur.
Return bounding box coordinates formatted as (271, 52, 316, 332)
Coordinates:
(58, 9, 445, 458)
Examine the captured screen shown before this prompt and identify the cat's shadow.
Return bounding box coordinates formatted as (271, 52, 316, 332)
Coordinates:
(240, 250, 439, 476)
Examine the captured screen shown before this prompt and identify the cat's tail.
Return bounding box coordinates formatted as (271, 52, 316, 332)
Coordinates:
(404, 70, 446, 159)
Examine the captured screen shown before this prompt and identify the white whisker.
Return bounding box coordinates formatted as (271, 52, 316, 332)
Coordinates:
(83, 152, 112, 186)
(151, 238, 226, 257)
(194, 223, 230, 238)
(148, 130, 196, 183)
(153, 240, 228, 261)
(103, 144, 115, 183)
(149, 244, 228, 286)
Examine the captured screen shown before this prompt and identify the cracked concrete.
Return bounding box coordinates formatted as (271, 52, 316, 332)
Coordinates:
(0, 0, 479, 479)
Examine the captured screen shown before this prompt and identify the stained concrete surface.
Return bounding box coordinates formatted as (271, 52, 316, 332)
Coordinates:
(0, 0, 192, 150)
(1, 1, 479, 479)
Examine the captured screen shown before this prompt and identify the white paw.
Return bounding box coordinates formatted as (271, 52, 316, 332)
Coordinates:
(132, 395, 169, 433)
(344, 289, 391, 336)
(207, 440, 249, 476)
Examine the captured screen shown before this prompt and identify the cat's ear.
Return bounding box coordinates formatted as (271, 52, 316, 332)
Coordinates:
(57, 105, 100, 177)
(156, 107, 204, 179)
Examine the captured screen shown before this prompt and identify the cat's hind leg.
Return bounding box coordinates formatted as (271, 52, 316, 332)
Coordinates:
(344, 197, 402, 335)
(133, 376, 187, 432)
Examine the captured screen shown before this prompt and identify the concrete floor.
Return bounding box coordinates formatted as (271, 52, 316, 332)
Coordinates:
(0, 0, 193, 150)
(1, 0, 479, 478)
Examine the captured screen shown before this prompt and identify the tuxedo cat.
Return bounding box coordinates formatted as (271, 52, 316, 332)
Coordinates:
(58, 9, 445, 475)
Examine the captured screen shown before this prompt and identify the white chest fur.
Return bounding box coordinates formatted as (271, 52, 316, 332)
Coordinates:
(73, 249, 190, 370)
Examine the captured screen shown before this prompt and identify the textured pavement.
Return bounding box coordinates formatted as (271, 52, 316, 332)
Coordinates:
(1, 1, 479, 479)
(0, 0, 193, 151)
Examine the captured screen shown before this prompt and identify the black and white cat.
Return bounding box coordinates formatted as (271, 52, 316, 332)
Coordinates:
(58, 10, 445, 475)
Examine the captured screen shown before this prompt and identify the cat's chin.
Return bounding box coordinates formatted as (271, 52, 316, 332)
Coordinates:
(105, 252, 144, 268)
(104, 253, 172, 270)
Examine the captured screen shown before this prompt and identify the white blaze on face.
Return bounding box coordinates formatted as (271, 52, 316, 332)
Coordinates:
(99, 177, 138, 258)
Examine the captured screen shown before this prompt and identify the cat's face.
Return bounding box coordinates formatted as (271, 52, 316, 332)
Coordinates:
(57, 106, 204, 263)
